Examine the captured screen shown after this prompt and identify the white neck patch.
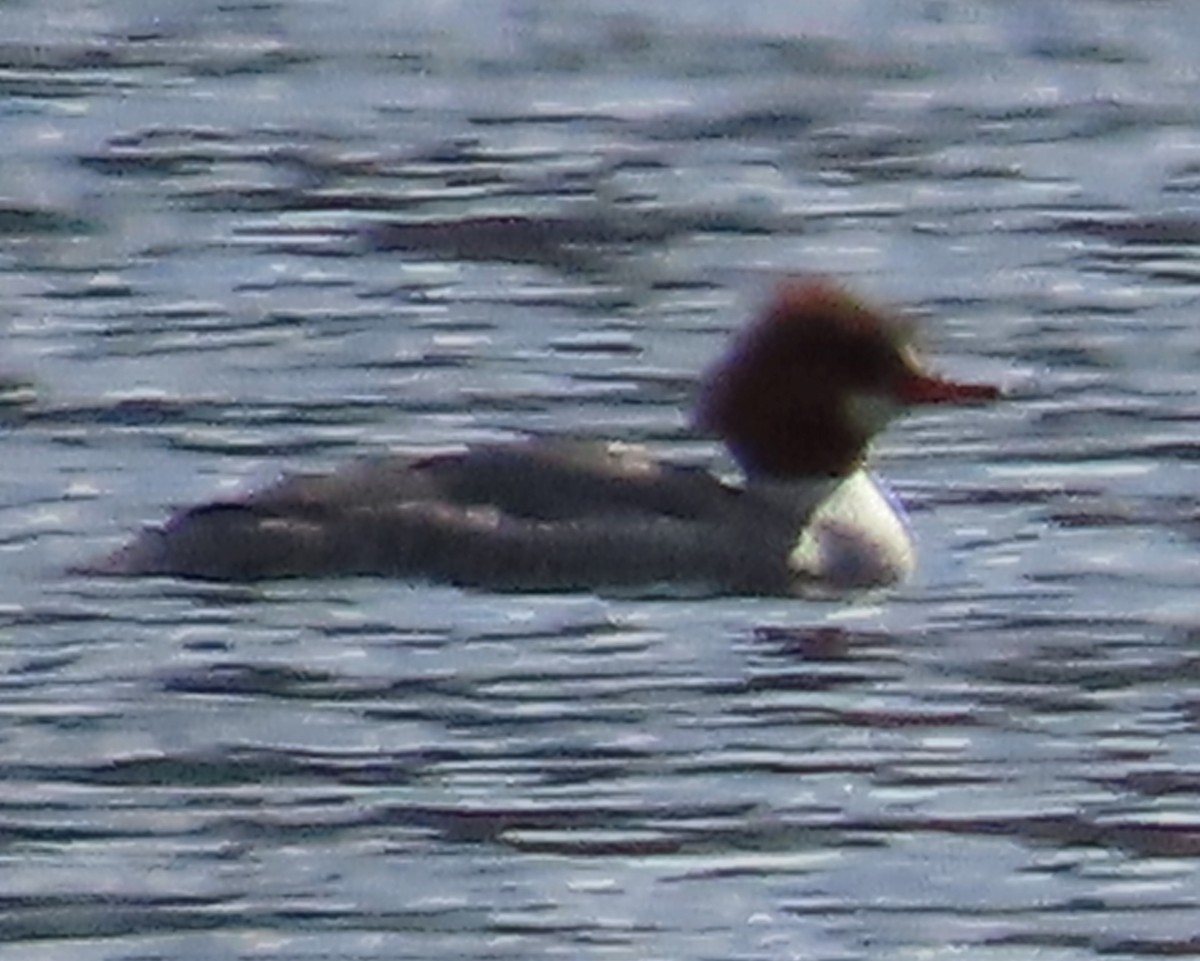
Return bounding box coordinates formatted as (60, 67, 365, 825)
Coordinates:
(844, 390, 903, 440)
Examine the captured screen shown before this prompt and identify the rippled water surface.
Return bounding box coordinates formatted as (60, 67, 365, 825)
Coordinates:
(5, 1, 1200, 958)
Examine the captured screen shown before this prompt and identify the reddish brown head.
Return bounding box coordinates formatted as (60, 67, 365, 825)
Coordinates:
(694, 279, 999, 479)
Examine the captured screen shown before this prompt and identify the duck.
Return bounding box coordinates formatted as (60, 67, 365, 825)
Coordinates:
(82, 279, 999, 595)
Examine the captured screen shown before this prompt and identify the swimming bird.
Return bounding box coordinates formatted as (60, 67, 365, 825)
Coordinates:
(83, 279, 999, 594)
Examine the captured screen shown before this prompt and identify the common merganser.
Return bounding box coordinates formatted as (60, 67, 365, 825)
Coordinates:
(83, 280, 999, 594)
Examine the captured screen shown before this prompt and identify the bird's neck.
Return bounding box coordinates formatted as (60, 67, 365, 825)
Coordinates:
(743, 473, 847, 532)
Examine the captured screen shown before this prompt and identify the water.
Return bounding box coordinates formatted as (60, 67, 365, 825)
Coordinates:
(4, 1, 1200, 958)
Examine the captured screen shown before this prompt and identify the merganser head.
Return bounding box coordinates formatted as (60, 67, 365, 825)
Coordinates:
(695, 279, 1000, 479)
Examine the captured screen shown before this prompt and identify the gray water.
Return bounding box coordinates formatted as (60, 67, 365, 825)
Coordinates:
(4, 1, 1200, 958)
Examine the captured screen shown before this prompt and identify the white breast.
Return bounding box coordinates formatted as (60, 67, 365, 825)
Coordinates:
(788, 469, 916, 590)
